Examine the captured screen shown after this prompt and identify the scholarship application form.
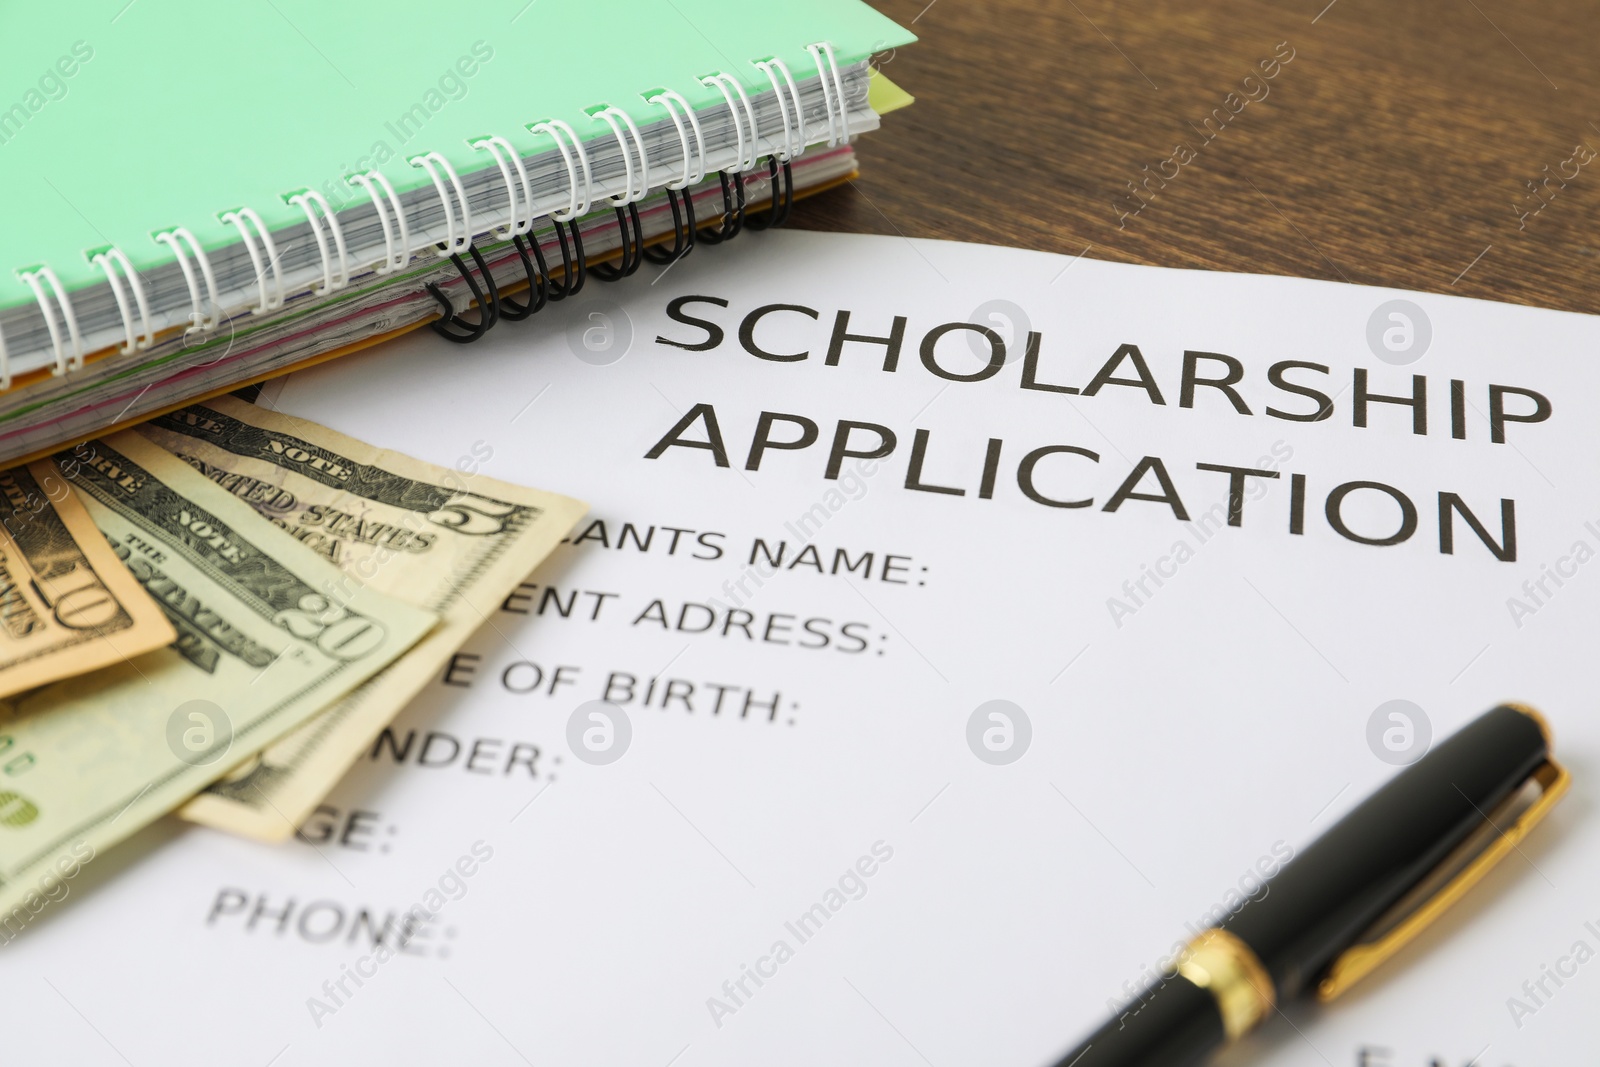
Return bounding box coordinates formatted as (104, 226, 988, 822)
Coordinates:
(5, 231, 1600, 1066)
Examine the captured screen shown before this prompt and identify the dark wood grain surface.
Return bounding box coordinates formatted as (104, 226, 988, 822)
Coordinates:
(794, 0, 1600, 315)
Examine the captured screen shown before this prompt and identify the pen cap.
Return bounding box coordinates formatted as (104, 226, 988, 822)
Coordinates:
(1223, 704, 1552, 999)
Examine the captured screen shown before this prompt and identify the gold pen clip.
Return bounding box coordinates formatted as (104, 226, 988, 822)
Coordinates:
(1317, 706, 1570, 1001)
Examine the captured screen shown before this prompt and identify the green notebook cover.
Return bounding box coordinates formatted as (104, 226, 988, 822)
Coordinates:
(0, 0, 913, 312)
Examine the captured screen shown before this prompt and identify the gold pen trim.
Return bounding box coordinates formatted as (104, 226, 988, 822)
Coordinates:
(1508, 702, 1555, 749)
(1178, 928, 1275, 1040)
(1317, 705, 1569, 1002)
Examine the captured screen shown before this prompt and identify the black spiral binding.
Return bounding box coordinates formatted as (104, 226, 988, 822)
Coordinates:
(545, 218, 587, 301)
(496, 233, 549, 320)
(743, 158, 794, 231)
(643, 188, 697, 265)
(699, 170, 748, 245)
(430, 156, 789, 343)
(427, 245, 500, 343)
(444, 128, 819, 342)
(590, 203, 646, 282)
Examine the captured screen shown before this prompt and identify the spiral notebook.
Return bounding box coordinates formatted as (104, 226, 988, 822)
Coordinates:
(0, 0, 915, 465)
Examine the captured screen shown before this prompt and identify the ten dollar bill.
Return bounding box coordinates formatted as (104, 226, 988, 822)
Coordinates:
(0, 460, 175, 698)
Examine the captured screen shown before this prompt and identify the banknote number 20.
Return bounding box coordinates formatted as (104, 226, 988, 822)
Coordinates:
(273, 594, 386, 660)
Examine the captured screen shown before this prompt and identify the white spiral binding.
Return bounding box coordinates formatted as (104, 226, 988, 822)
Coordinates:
(806, 42, 851, 147)
(409, 151, 473, 257)
(701, 73, 759, 172)
(528, 119, 593, 222)
(3, 47, 862, 384)
(287, 190, 350, 295)
(17, 266, 84, 376)
(155, 227, 220, 333)
(347, 170, 411, 273)
(219, 208, 284, 314)
(592, 107, 649, 204)
(754, 57, 806, 160)
(646, 90, 707, 190)
(470, 136, 535, 238)
(89, 247, 154, 353)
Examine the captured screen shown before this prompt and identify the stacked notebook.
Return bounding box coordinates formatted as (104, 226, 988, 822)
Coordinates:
(0, 1, 915, 464)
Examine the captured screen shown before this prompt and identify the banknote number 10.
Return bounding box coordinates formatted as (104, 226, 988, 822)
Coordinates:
(33, 564, 119, 630)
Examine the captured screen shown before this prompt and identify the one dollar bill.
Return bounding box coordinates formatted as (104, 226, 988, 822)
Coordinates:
(139, 397, 586, 841)
(0, 433, 435, 918)
(0, 460, 175, 698)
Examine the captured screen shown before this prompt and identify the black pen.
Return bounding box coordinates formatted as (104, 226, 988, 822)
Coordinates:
(1052, 703, 1569, 1067)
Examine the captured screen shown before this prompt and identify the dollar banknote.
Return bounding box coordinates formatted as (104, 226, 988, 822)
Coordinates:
(0, 460, 176, 698)
(138, 397, 586, 841)
(0, 433, 435, 920)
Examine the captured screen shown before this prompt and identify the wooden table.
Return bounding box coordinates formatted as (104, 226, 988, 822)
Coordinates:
(795, 0, 1600, 315)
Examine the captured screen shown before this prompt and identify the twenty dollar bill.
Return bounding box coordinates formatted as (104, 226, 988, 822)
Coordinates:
(0, 433, 435, 919)
(0, 460, 175, 698)
(139, 397, 586, 841)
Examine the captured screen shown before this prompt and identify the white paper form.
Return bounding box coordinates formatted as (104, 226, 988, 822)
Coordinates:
(4, 232, 1598, 1067)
